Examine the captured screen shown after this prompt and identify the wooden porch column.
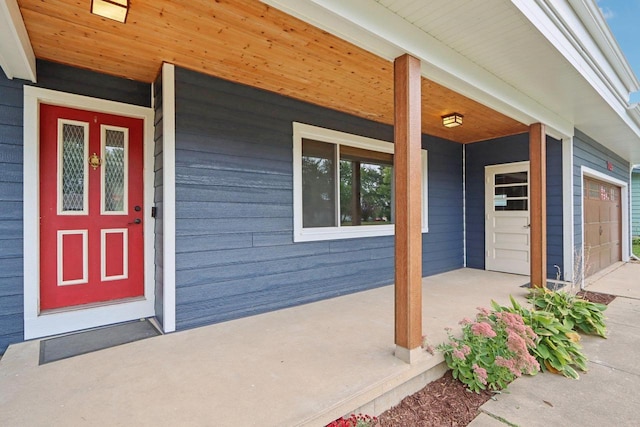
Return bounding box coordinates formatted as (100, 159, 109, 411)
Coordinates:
(529, 123, 547, 288)
(394, 54, 422, 362)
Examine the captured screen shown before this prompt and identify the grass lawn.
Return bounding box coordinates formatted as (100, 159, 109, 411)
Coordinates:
(634, 242, 640, 258)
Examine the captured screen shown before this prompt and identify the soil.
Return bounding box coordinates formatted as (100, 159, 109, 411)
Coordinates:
(576, 290, 616, 305)
(372, 292, 617, 427)
(375, 371, 492, 427)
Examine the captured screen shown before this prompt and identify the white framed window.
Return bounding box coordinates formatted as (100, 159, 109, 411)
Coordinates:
(293, 122, 428, 242)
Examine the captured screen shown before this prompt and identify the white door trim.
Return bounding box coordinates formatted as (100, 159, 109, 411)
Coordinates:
(562, 137, 574, 282)
(161, 63, 177, 333)
(485, 161, 531, 275)
(580, 166, 629, 268)
(23, 86, 155, 339)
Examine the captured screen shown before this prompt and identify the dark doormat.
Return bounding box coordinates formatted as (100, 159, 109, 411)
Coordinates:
(39, 319, 161, 365)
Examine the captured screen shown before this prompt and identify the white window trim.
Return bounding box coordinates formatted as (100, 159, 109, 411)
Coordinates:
(293, 122, 428, 242)
(421, 149, 429, 233)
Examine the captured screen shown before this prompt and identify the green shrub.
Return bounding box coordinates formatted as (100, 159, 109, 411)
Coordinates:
(437, 306, 539, 392)
(527, 288, 607, 337)
(492, 297, 588, 379)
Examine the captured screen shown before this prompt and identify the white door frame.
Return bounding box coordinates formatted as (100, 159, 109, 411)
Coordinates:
(23, 86, 155, 339)
(485, 161, 531, 275)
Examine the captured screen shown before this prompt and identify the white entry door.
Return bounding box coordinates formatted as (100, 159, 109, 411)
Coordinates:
(485, 162, 530, 275)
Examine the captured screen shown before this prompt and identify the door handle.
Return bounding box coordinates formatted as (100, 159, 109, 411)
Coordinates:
(523, 224, 531, 229)
(128, 218, 141, 225)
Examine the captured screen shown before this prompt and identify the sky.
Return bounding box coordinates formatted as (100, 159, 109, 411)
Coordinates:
(598, 0, 640, 103)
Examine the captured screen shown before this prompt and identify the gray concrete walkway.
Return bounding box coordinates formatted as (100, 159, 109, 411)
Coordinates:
(0, 268, 529, 427)
(470, 261, 640, 427)
(2, 263, 636, 427)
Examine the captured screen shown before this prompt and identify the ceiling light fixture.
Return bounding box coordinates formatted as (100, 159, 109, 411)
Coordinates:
(442, 113, 463, 128)
(91, 0, 129, 23)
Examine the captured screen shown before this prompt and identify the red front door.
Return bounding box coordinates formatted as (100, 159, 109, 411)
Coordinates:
(39, 104, 144, 310)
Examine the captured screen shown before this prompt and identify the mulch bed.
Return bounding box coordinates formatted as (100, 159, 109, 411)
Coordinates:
(372, 291, 617, 427)
(375, 371, 492, 427)
(576, 290, 616, 305)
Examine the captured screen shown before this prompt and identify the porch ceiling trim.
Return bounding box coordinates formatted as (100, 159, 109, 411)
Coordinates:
(0, 0, 36, 82)
(262, 0, 574, 140)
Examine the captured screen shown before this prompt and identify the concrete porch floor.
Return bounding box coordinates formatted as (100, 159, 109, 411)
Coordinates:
(0, 268, 530, 426)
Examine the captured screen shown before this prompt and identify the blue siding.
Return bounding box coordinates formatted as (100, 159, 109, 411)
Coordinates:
(573, 129, 629, 250)
(0, 62, 151, 354)
(35, 60, 150, 107)
(173, 67, 463, 330)
(546, 139, 564, 279)
(0, 70, 24, 354)
(465, 134, 564, 279)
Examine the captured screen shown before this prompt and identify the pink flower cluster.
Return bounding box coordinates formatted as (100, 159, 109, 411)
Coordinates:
(495, 312, 537, 345)
(473, 306, 540, 377)
(472, 364, 488, 385)
(452, 344, 471, 360)
(495, 311, 540, 376)
(459, 317, 473, 326)
(440, 305, 541, 392)
(471, 321, 497, 338)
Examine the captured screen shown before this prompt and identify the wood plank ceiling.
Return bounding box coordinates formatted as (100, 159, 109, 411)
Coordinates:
(17, 0, 528, 143)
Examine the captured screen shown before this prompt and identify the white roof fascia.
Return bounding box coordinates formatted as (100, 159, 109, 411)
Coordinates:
(628, 104, 640, 133)
(568, 0, 640, 95)
(262, 0, 574, 139)
(0, 0, 36, 82)
(513, 0, 640, 134)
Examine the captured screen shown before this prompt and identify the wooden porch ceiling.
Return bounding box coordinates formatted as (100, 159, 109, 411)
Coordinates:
(18, 0, 528, 143)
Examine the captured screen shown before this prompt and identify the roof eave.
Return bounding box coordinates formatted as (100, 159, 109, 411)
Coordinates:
(262, 0, 574, 140)
(567, 0, 640, 95)
(0, 0, 36, 82)
(513, 0, 638, 114)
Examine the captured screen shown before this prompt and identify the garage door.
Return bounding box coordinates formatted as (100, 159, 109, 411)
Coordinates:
(584, 177, 621, 275)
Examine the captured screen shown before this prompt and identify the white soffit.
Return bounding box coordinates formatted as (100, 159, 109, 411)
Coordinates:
(262, 0, 640, 163)
(262, 0, 573, 139)
(0, 0, 36, 82)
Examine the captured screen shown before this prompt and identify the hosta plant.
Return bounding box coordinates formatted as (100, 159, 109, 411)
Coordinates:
(528, 288, 607, 337)
(492, 296, 588, 379)
(437, 306, 539, 393)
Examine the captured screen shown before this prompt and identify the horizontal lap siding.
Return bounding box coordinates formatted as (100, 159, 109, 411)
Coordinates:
(465, 134, 564, 279)
(573, 129, 629, 250)
(34, 60, 151, 107)
(546, 139, 564, 279)
(173, 67, 463, 330)
(0, 71, 24, 354)
(423, 135, 464, 274)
